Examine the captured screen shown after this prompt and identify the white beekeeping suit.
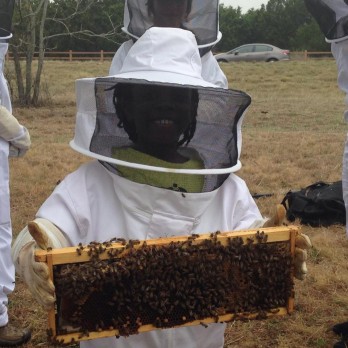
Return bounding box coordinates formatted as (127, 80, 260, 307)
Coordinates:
(12, 27, 310, 348)
(304, 1, 348, 346)
(304, 0, 348, 236)
(0, 39, 13, 331)
(0, 0, 31, 344)
(109, 0, 228, 89)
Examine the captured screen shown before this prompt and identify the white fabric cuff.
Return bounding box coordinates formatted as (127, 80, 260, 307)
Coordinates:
(7, 125, 26, 142)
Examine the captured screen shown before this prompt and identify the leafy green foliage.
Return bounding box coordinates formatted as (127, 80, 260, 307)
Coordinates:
(45, 0, 126, 51)
(217, 0, 322, 52)
(11, 0, 329, 53)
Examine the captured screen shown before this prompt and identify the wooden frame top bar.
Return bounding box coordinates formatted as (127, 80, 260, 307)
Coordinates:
(35, 226, 298, 265)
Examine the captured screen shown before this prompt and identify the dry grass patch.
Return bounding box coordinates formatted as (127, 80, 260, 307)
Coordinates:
(5, 59, 348, 347)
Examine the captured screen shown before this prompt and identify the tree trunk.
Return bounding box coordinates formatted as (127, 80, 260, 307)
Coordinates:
(32, 0, 48, 105)
(9, 0, 120, 107)
(11, 46, 24, 103)
(25, 3, 35, 106)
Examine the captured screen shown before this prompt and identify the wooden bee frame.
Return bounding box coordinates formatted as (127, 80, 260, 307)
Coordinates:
(35, 226, 299, 346)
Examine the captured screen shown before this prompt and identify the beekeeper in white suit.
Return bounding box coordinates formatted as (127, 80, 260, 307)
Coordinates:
(304, 1, 348, 347)
(109, 0, 228, 89)
(12, 27, 310, 348)
(0, 0, 31, 346)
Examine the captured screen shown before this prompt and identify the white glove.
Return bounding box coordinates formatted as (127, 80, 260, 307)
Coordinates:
(304, 0, 348, 42)
(262, 204, 312, 280)
(0, 105, 31, 156)
(294, 232, 312, 280)
(262, 204, 286, 228)
(12, 218, 69, 310)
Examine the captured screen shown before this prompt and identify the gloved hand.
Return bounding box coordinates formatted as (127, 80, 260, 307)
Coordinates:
(0, 105, 31, 156)
(304, 0, 348, 42)
(12, 218, 69, 310)
(294, 232, 312, 280)
(262, 204, 286, 228)
(262, 204, 312, 280)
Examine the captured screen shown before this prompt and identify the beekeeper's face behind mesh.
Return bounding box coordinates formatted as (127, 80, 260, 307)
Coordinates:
(113, 83, 199, 163)
(148, 0, 192, 28)
(71, 28, 251, 192)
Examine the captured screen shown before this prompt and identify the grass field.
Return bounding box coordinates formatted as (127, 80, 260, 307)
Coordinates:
(5, 59, 348, 348)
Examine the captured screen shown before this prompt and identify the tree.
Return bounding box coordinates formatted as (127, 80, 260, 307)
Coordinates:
(291, 19, 329, 51)
(10, 0, 124, 106)
(218, 0, 322, 51)
(45, 0, 125, 51)
(216, 5, 244, 52)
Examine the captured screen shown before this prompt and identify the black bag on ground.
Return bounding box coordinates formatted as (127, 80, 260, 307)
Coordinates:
(281, 181, 346, 227)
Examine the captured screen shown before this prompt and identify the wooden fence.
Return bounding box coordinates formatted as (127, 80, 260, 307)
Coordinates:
(6, 50, 116, 62)
(5, 50, 333, 61)
(290, 50, 333, 60)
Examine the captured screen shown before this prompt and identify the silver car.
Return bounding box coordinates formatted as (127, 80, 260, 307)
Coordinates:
(214, 43, 290, 63)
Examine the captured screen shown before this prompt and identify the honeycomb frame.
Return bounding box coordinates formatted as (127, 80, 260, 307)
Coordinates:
(34, 226, 298, 346)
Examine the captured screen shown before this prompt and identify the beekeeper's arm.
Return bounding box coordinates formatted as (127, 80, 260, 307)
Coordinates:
(0, 105, 31, 156)
(12, 218, 70, 310)
(201, 51, 228, 89)
(304, 0, 348, 100)
(0, 40, 30, 156)
(109, 40, 133, 76)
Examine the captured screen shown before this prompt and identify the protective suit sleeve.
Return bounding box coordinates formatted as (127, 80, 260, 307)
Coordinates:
(201, 51, 228, 89)
(109, 40, 133, 76)
(331, 41, 348, 120)
(228, 175, 267, 230)
(35, 173, 90, 245)
(12, 218, 70, 310)
(0, 42, 12, 111)
(0, 105, 31, 156)
(305, 0, 348, 120)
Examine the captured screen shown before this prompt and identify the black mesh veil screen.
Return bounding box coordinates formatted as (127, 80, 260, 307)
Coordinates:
(304, 0, 348, 41)
(125, 0, 219, 48)
(126, 0, 151, 40)
(90, 78, 251, 192)
(0, 0, 15, 38)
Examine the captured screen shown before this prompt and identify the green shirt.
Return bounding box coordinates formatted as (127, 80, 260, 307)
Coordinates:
(112, 147, 204, 193)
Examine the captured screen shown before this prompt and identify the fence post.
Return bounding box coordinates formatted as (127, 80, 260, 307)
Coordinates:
(304, 50, 308, 60)
(69, 50, 72, 62)
(101, 50, 104, 62)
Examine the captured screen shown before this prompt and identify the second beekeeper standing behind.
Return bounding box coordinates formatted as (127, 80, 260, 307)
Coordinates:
(109, 0, 228, 89)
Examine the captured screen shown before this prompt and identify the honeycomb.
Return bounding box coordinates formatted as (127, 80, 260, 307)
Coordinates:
(47, 229, 295, 345)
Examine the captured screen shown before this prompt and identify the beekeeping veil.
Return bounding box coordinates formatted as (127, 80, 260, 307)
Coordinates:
(304, 0, 348, 43)
(70, 27, 251, 192)
(122, 0, 221, 55)
(0, 0, 15, 111)
(304, 0, 348, 121)
(0, 0, 15, 40)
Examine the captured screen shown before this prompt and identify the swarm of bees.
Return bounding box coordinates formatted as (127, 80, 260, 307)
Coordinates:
(52, 231, 293, 344)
